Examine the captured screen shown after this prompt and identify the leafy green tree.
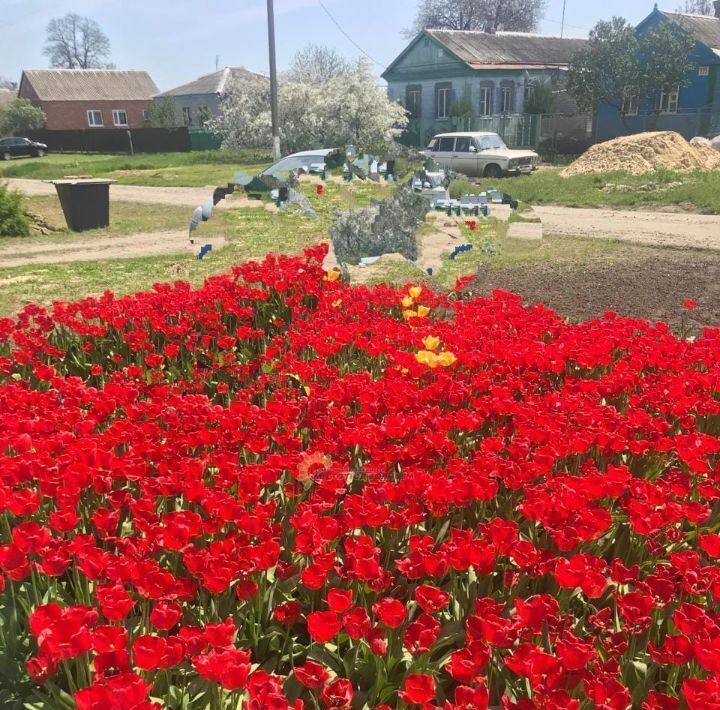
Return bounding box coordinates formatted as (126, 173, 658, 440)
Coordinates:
(567, 17, 695, 128)
(196, 106, 212, 126)
(639, 21, 695, 108)
(143, 98, 179, 128)
(0, 99, 46, 135)
(450, 96, 474, 129)
(524, 80, 557, 115)
(566, 18, 640, 118)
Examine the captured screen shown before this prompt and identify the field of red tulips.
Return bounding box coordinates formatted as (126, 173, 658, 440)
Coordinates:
(1, 244, 719, 709)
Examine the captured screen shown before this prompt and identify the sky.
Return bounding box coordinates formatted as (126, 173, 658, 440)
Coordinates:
(1, 0, 666, 91)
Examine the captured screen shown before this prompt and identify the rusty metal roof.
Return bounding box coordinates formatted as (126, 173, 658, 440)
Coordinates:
(660, 11, 720, 50)
(20, 70, 158, 102)
(155, 67, 265, 98)
(426, 30, 587, 68)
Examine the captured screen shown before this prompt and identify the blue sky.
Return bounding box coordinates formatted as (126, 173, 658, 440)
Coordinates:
(1, 1, 661, 91)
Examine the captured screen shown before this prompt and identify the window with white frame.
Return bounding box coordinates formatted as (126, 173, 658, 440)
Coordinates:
(699, 65, 710, 77)
(112, 109, 128, 127)
(622, 87, 639, 116)
(500, 84, 513, 113)
(436, 83, 452, 119)
(406, 85, 422, 118)
(479, 85, 492, 116)
(87, 110, 103, 127)
(658, 85, 679, 113)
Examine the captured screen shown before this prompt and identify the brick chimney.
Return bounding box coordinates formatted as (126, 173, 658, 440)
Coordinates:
(715, 0, 720, 18)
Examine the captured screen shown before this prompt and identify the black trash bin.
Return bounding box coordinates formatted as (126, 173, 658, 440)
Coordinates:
(52, 180, 113, 232)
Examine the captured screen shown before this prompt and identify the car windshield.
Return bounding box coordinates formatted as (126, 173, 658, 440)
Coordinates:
(476, 135, 507, 151)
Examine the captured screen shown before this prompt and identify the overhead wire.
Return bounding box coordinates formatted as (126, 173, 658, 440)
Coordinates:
(317, 0, 386, 68)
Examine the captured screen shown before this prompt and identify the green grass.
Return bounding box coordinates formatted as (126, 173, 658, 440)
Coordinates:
(13, 195, 204, 244)
(359, 216, 626, 290)
(0, 151, 271, 187)
(452, 167, 720, 213)
(0, 180, 396, 315)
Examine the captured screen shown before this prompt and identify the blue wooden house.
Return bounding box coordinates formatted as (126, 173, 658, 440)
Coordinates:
(382, 30, 587, 146)
(596, 7, 720, 140)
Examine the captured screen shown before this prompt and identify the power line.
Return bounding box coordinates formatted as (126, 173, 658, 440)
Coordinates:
(317, 0, 385, 68)
(542, 16, 592, 33)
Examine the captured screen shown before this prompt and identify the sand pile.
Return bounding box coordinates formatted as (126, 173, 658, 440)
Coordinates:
(562, 131, 720, 177)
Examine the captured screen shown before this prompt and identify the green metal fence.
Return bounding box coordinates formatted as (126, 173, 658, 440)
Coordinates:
(188, 128, 223, 151)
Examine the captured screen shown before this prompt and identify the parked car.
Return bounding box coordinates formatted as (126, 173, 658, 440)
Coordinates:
(425, 132, 537, 178)
(260, 149, 341, 179)
(0, 137, 48, 161)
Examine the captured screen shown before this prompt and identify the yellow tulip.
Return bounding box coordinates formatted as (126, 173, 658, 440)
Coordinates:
(403, 309, 417, 321)
(409, 286, 422, 299)
(415, 350, 438, 367)
(332, 299, 342, 308)
(324, 269, 341, 282)
(417, 305, 430, 318)
(401, 296, 414, 308)
(437, 351, 457, 367)
(423, 335, 440, 351)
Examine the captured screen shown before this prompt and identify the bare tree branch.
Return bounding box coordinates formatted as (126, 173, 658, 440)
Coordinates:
(677, 0, 714, 14)
(406, 0, 547, 37)
(43, 13, 112, 69)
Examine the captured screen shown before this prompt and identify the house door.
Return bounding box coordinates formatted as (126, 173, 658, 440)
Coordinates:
(453, 136, 480, 176)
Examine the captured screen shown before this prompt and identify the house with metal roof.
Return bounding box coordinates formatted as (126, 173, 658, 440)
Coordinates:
(18, 69, 158, 130)
(596, 5, 720, 140)
(153, 67, 265, 128)
(382, 29, 587, 146)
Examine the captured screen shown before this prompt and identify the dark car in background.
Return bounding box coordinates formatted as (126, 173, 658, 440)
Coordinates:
(0, 137, 48, 160)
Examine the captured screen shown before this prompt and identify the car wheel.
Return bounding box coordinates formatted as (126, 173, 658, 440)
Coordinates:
(483, 164, 503, 179)
(35, 149, 46, 158)
(1, 152, 11, 162)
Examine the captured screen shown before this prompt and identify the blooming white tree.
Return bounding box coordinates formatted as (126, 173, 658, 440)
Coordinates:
(212, 58, 408, 153)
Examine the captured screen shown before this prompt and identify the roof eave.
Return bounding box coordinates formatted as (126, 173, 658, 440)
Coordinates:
(467, 62, 570, 70)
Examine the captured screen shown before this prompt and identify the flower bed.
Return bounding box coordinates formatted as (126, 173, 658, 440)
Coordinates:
(0, 245, 719, 709)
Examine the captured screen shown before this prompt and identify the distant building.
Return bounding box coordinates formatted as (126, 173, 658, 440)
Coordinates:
(382, 30, 587, 145)
(18, 69, 159, 130)
(597, 6, 720, 140)
(153, 67, 265, 127)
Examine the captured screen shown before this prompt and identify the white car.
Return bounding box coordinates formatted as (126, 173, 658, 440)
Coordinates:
(260, 149, 340, 178)
(425, 132, 538, 178)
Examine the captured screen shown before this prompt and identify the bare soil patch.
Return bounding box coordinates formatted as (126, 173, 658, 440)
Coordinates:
(469, 248, 720, 331)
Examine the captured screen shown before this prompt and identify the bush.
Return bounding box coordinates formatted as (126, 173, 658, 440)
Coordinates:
(448, 179, 478, 199)
(0, 181, 30, 236)
(0, 98, 45, 135)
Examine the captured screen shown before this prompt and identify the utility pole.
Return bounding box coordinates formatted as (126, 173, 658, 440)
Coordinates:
(560, 0, 566, 38)
(267, 0, 281, 161)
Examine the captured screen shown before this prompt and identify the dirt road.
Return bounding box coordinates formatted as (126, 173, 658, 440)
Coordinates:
(6, 179, 224, 208)
(9, 178, 720, 250)
(0, 231, 225, 268)
(533, 205, 720, 250)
